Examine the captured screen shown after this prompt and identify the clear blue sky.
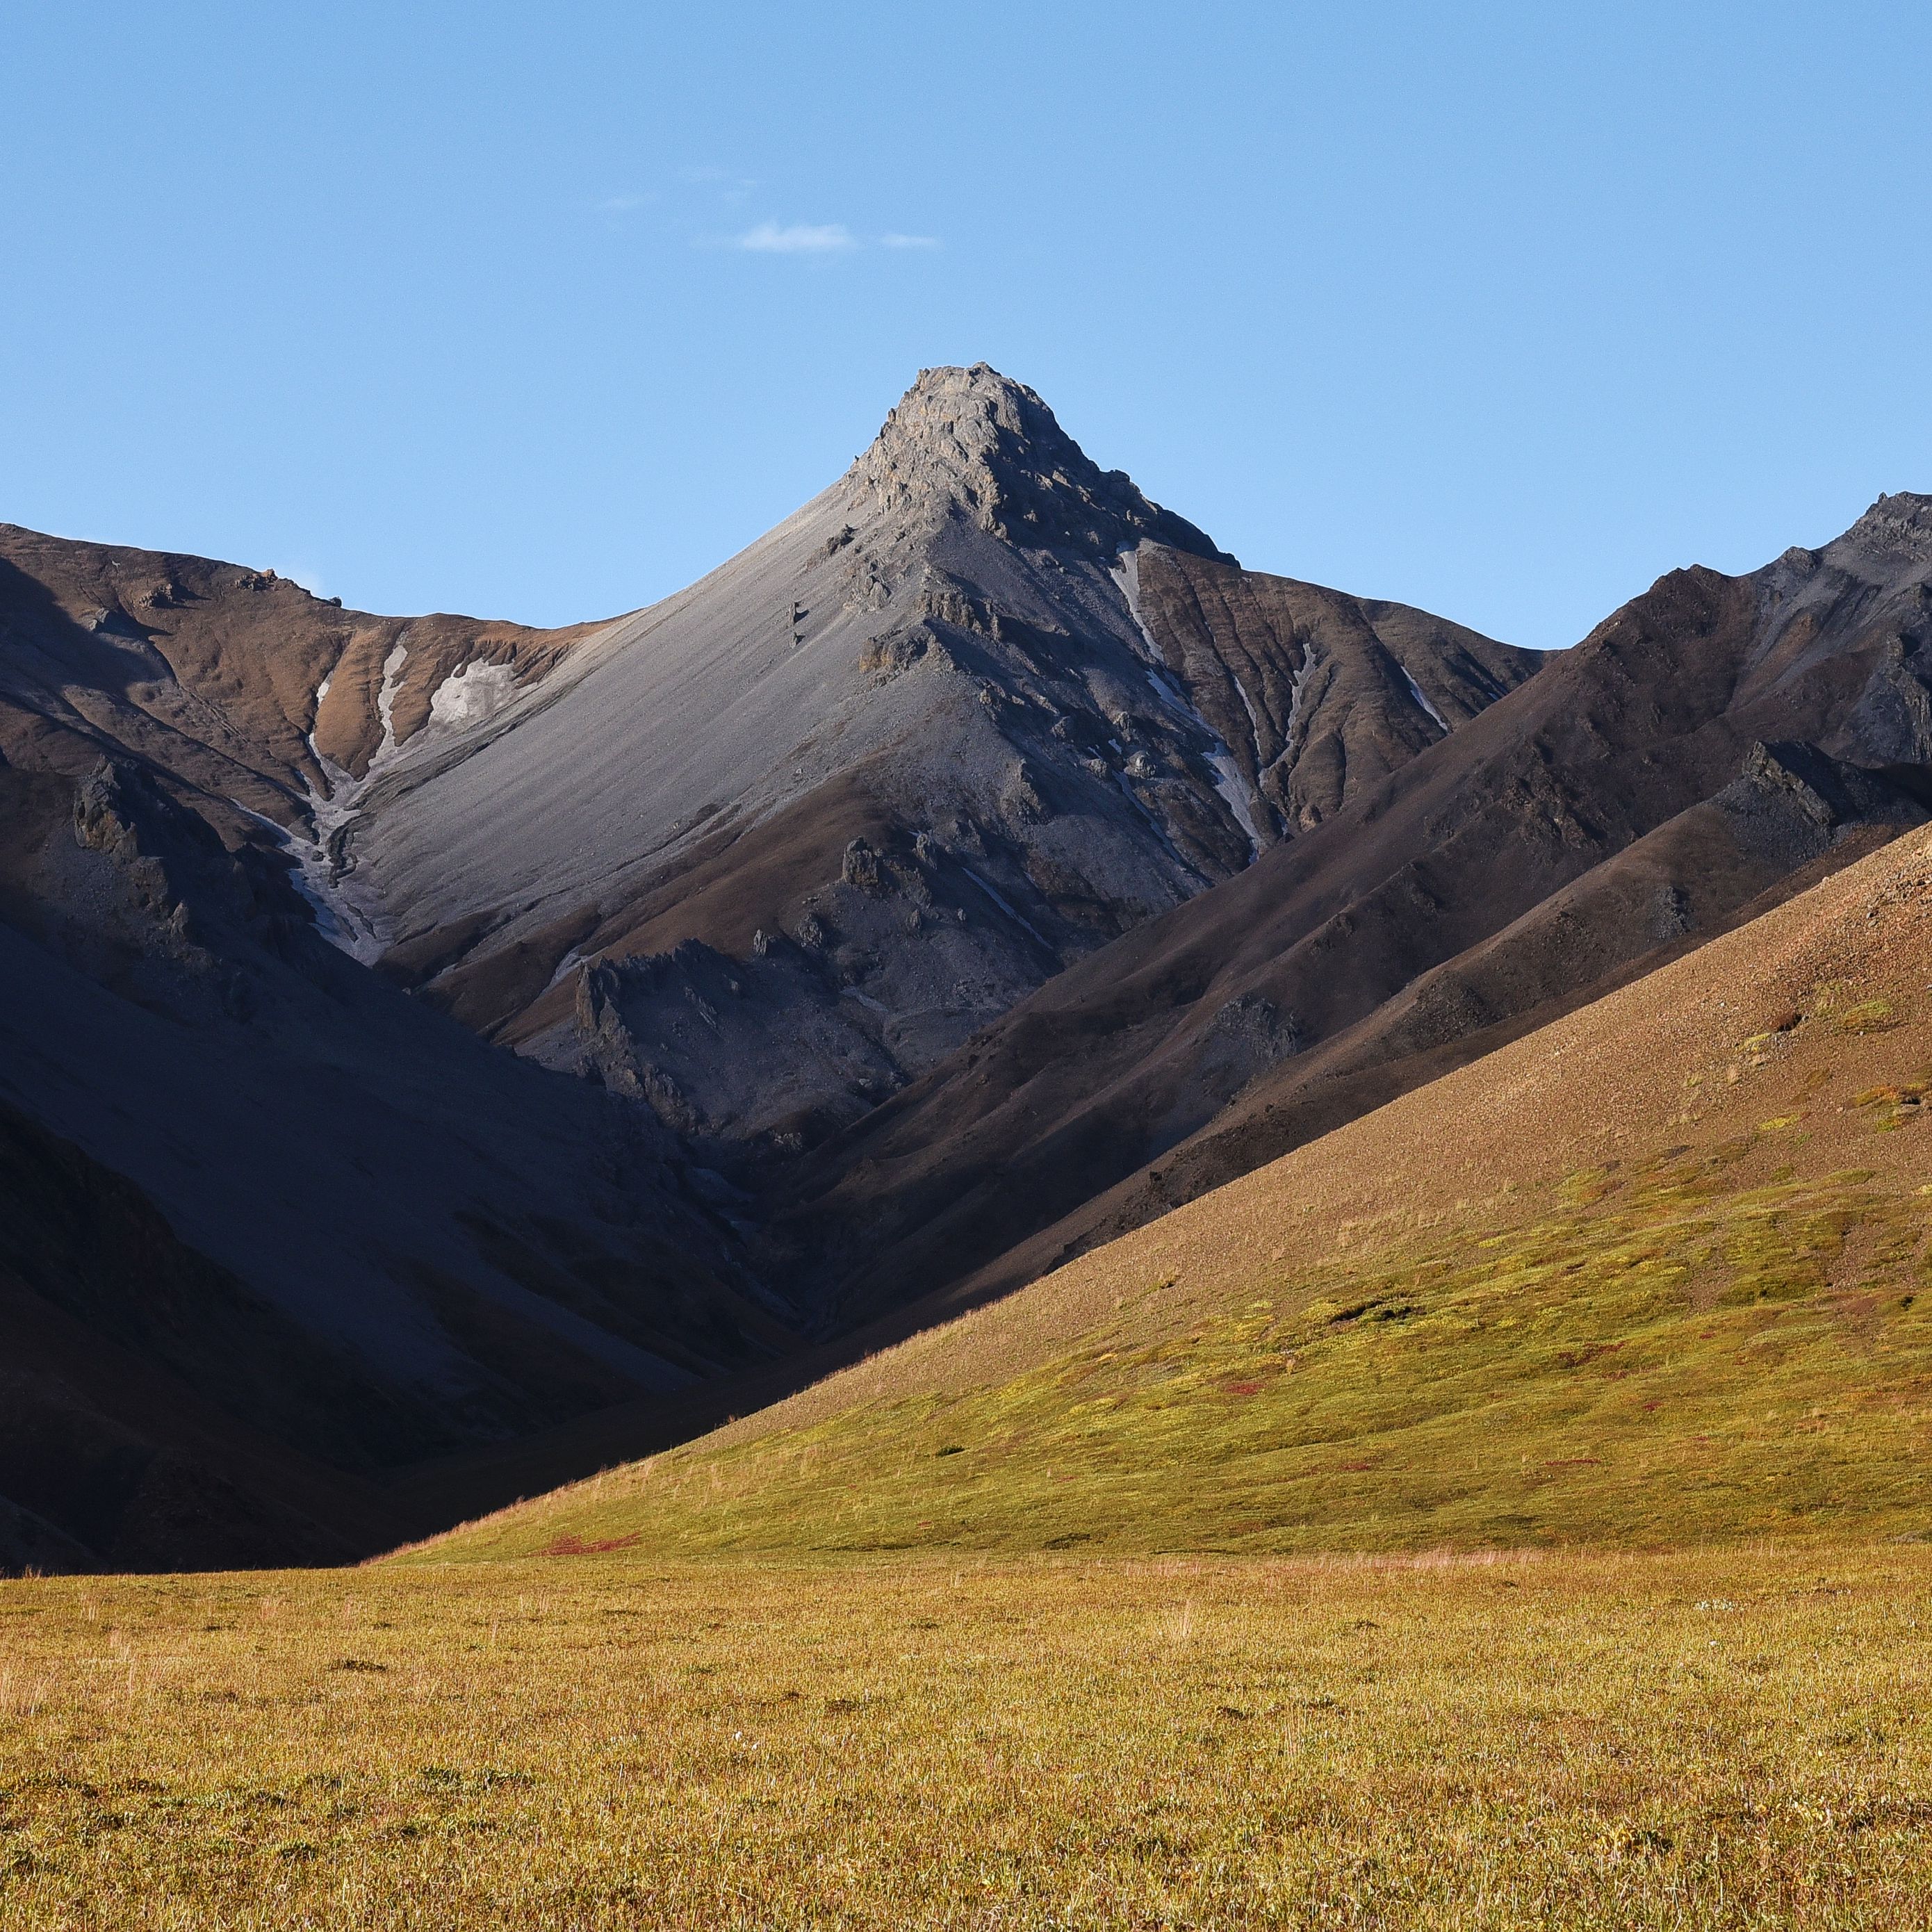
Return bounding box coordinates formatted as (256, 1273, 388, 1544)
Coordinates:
(4, 2, 1928, 649)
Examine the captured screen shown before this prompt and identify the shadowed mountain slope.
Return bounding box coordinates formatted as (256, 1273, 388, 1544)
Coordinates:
(425, 819, 1932, 1561)
(0, 761, 789, 1569)
(767, 496, 1932, 1333)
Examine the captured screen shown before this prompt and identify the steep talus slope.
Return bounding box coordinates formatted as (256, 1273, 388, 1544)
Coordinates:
(429, 821, 1932, 1561)
(346, 366, 1530, 1151)
(773, 497, 1932, 1330)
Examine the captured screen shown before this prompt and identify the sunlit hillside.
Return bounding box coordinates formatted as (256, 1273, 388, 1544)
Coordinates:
(422, 827, 1932, 1562)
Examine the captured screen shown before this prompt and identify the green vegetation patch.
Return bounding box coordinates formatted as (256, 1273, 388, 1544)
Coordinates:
(435, 1171, 1932, 1562)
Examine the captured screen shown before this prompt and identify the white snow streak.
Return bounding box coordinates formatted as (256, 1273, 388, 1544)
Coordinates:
(1111, 547, 1263, 862)
(1402, 666, 1450, 733)
(961, 865, 1053, 951)
(1261, 646, 1316, 780)
(374, 642, 409, 755)
(267, 638, 417, 963)
(285, 639, 552, 964)
(232, 799, 386, 962)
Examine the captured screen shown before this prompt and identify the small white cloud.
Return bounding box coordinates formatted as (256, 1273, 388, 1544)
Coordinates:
(880, 232, 940, 249)
(737, 220, 859, 254)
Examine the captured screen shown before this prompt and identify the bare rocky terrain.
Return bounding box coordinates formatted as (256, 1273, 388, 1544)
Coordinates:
(1, 366, 1927, 1568)
(339, 367, 1534, 1155)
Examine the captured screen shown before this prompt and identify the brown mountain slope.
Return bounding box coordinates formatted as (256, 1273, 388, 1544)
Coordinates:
(766, 497, 1932, 1332)
(429, 818, 1932, 1559)
(1123, 543, 1532, 839)
(0, 520, 600, 810)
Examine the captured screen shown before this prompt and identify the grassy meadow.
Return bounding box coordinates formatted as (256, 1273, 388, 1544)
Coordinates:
(5, 1546, 1932, 1929)
(429, 835, 1932, 1570)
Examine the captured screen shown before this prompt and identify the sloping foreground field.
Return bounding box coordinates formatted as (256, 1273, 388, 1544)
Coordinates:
(432, 829, 1932, 1562)
(3, 1550, 1932, 1929)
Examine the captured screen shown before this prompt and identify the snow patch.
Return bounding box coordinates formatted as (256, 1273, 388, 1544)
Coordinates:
(232, 799, 388, 964)
(429, 657, 518, 730)
(544, 947, 587, 991)
(306, 667, 338, 766)
(1261, 645, 1317, 780)
(961, 865, 1053, 952)
(374, 641, 409, 755)
(1203, 746, 1265, 854)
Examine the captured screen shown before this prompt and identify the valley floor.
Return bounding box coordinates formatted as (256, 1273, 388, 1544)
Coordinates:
(3, 1548, 1930, 1929)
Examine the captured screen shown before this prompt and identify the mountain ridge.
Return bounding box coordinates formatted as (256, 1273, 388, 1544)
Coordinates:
(1, 367, 1926, 1570)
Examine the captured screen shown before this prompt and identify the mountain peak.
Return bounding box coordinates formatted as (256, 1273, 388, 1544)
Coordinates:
(849, 363, 1229, 563)
(1827, 491, 1932, 573)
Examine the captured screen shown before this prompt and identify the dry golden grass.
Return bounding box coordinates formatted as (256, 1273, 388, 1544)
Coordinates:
(3, 1546, 1932, 1929)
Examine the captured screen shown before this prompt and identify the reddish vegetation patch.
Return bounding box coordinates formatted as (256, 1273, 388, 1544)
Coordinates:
(1335, 1460, 1377, 1473)
(1223, 1381, 1263, 1397)
(542, 1532, 641, 1557)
